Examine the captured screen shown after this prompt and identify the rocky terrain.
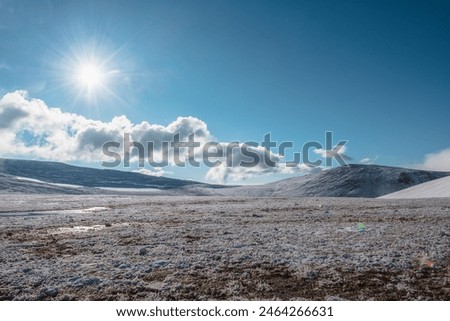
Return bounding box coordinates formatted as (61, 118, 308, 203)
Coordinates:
(0, 194, 448, 300)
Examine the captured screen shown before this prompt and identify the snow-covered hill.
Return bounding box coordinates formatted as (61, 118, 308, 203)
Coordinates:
(379, 175, 450, 199)
(0, 172, 92, 194)
(0, 158, 223, 194)
(220, 164, 450, 198)
(1, 158, 449, 197)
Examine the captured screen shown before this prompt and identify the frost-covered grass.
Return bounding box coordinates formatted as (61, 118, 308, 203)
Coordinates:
(0, 195, 448, 300)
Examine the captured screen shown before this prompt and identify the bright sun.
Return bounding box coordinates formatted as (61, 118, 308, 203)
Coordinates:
(55, 41, 126, 106)
(76, 63, 104, 89)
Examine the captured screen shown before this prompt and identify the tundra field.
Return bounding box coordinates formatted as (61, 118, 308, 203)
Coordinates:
(0, 194, 449, 301)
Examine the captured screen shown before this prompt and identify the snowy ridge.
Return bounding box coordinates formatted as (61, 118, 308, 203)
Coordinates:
(220, 164, 450, 198)
(1, 159, 449, 197)
(0, 158, 224, 194)
(379, 175, 450, 199)
(0, 172, 92, 194)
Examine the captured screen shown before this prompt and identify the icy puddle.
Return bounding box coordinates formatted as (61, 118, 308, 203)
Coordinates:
(48, 224, 106, 235)
(0, 207, 109, 217)
(48, 221, 131, 235)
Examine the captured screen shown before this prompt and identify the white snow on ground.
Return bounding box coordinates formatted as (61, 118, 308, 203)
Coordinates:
(50, 183, 84, 189)
(15, 176, 47, 184)
(79, 207, 109, 213)
(0, 207, 109, 218)
(49, 225, 106, 235)
(96, 187, 163, 193)
(380, 176, 450, 199)
(16, 176, 84, 189)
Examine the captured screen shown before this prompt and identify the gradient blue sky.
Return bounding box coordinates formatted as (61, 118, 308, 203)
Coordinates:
(0, 0, 449, 183)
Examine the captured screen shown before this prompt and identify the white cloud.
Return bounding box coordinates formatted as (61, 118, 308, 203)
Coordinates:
(132, 167, 172, 177)
(314, 143, 352, 161)
(0, 91, 330, 182)
(205, 163, 321, 183)
(205, 143, 322, 183)
(418, 148, 450, 171)
(0, 90, 213, 164)
(359, 156, 378, 165)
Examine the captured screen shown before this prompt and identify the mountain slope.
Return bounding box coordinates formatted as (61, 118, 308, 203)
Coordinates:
(0, 158, 219, 192)
(0, 172, 92, 194)
(1, 159, 448, 197)
(379, 175, 450, 199)
(222, 164, 450, 198)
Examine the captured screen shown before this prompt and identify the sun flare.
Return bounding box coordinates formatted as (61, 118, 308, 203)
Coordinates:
(49, 38, 128, 107)
(76, 63, 104, 89)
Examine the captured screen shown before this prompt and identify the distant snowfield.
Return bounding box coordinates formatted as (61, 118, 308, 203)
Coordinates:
(13, 177, 164, 194)
(15, 176, 46, 184)
(16, 176, 84, 189)
(96, 187, 164, 193)
(380, 176, 450, 199)
(0, 206, 109, 217)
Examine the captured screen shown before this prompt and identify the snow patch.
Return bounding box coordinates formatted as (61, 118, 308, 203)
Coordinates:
(49, 225, 106, 234)
(380, 176, 450, 199)
(15, 176, 84, 189)
(80, 207, 109, 213)
(97, 187, 163, 193)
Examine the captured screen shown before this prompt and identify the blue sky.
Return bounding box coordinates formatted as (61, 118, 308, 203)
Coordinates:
(0, 0, 449, 183)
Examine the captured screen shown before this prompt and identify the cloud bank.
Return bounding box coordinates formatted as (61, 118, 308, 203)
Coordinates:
(0, 90, 212, 162)
(314, 144, 352, 161)
(132, 167, 172, 177)
(418, 148, 450, 171)
(0, 91, 321, 182)
(205, 143, 321, 183)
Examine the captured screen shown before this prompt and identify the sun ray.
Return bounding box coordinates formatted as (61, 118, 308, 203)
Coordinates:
(42, 29, 134, 114)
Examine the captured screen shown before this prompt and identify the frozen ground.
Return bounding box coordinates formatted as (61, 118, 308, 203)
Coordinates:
(0, 194, 449, 301)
